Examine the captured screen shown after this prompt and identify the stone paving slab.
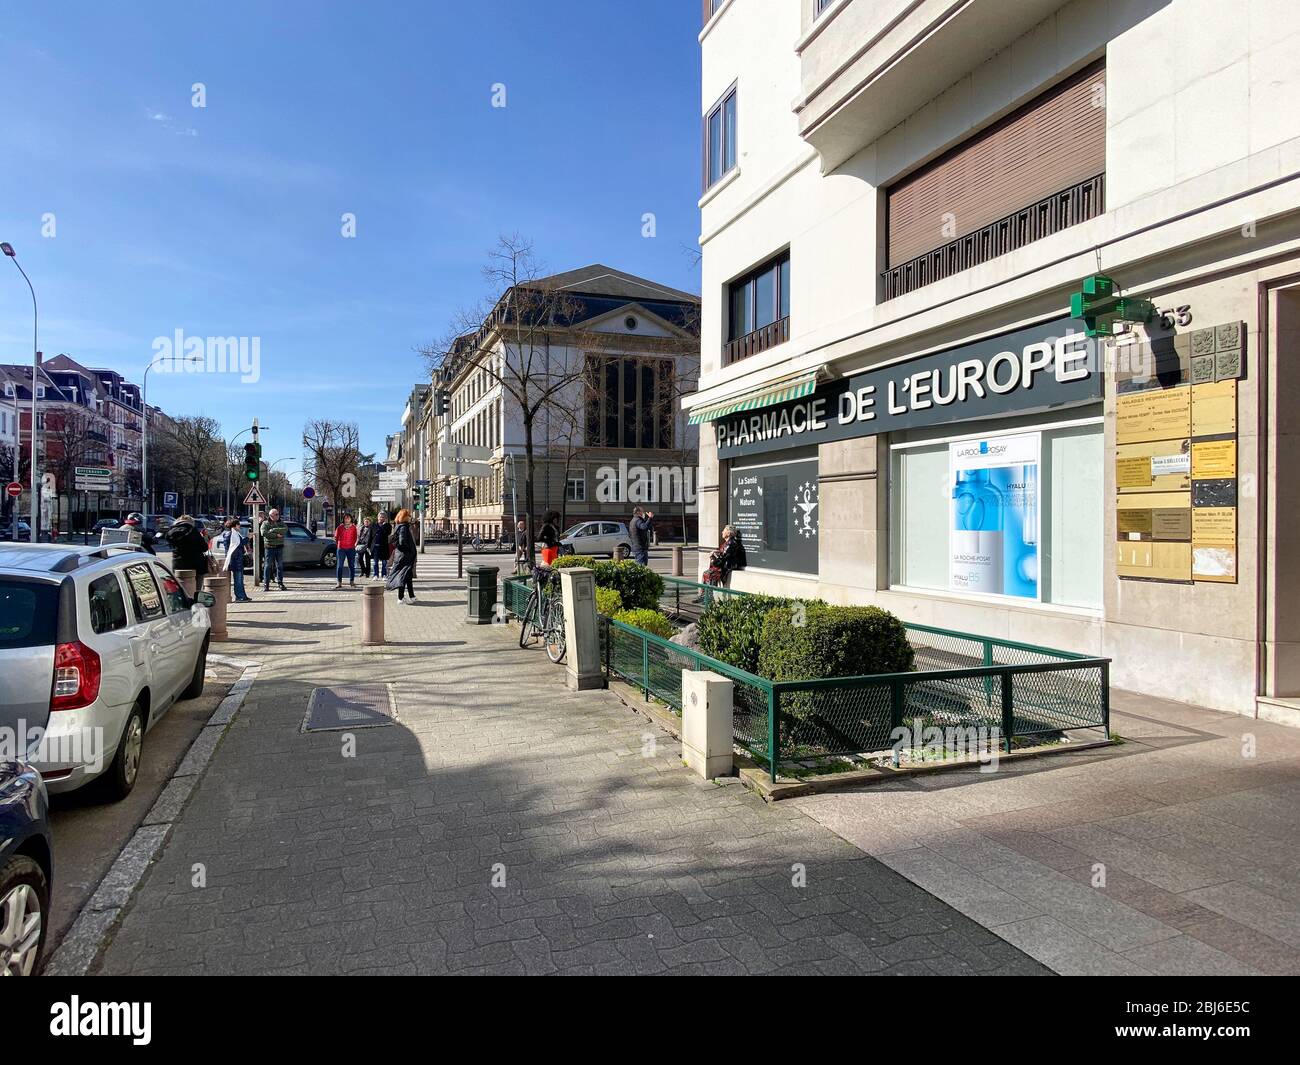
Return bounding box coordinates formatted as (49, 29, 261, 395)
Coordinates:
(93, 570, 1048, 976)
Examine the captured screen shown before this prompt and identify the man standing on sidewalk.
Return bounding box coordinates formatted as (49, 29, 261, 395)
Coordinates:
(260, 507, 288, 591)
(629, 507, 654, 566)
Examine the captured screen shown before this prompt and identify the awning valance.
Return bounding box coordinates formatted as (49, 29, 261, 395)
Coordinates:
(687, 369, 820, 425)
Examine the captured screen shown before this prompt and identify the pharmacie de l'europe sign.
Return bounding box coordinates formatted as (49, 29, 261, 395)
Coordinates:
(714, 316, 1102, 459)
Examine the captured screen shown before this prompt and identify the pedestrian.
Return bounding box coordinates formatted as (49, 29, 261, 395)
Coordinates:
(260, 507, 288, 591)
(333, 512, 359, 589)
(220, 518, 252, 602)
(538, 510, 561, 566)
(514, 517, 529, 574)
(121, 511, 156, 555)
(387, 508, 418, 603)
(356, 515, 375, 578)
(371, 510, 392, 582)
(166, 514, 210, 577)
(695, 523, 746, 604)
(629, 506, 655, 566)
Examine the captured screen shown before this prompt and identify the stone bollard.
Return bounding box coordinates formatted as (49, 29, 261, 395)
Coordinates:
(176, 568, 197, 599)
(671, 545, 684, 577)
(215, 570, 232, 604)
(203, 575, 228, 642)
(362, 585, 385, 645)
(682, 670, 734, 779)
(559, 568, 605, 691)
(465, 564, 498, 625)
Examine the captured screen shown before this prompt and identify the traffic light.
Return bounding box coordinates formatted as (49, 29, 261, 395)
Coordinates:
(434, 389, 451, 417)
(243, 442, 262, 482)
(415, 484, 428, 512)
(1070, 274, 1156, 338)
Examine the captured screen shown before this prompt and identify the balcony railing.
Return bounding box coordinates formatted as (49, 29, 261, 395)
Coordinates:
(881, 173, 1104, 301)
(723, 316, 790, 367)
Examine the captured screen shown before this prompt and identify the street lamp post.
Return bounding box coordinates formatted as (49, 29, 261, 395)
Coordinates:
(141, 354, 202, 516)
(1, 242, 40, 540)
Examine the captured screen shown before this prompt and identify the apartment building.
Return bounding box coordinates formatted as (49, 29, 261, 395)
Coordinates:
(431, 264, 701, 542)
(689, 0, 1300, 722)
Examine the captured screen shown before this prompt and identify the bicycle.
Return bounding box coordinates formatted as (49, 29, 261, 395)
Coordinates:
(518, 564, 566, 663)
(471, 535, 484, 552)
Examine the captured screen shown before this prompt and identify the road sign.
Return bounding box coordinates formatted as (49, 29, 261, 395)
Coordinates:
(163, 491, 178, 508)
(243, 486, 267, 506)
(75, 466, 112, 479)
(415, 479, 431, 486)
(302, 486, 316, 499)
(438, 444, 492, 463)
(439, 459, 493, 478)
(75, 482, 110, 493)
(5, 482, 21, 498)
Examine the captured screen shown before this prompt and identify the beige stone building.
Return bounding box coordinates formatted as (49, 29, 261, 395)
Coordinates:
(689, 0, 1300, 722)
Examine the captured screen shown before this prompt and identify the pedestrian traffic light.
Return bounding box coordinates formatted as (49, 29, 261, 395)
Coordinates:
(243, 442, 262, 482)
(1070, 274, 1156, 338)
(435, 389, 451, 417)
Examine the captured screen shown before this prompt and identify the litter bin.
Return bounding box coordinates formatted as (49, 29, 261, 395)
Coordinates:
(466, 564, 498, 625)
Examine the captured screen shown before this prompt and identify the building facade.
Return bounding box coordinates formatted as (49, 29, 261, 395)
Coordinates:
(429, 265, 701, 543)
(690, 0, 1300, 723)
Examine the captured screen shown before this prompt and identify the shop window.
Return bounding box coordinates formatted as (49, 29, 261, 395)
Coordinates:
(727, 453, 819, 575)
(889, 423, 1102, 608)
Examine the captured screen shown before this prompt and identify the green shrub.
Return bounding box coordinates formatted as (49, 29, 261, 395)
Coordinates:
(594, 587, 623, 617)
(613, 608, 676, 640)
(551, 554, 600, 571)
(696, 594, 793, 675)
(591, 559, 662, 610)
(757, 603, 914, 681)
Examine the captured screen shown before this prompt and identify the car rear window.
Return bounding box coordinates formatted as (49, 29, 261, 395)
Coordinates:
(0, 579, 59, 649)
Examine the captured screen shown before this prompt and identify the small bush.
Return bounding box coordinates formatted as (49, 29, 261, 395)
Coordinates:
(551, 554, 600, 571)
(594, 587, 623, 617)
(757, 603, 914, 681)
(696, 594, 792, 675)
(613, 608, 676, 640)
(592, 559, 663, 611)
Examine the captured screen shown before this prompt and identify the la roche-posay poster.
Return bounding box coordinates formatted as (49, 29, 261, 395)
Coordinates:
(949, 432, 1041, 600)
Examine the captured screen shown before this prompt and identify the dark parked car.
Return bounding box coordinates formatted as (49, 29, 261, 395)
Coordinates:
(0, 520, 33, 543)
(0, 759, 52, 975)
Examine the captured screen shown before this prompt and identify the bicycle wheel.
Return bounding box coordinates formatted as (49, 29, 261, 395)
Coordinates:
(544, 599, 566, 663)
(518, 589, 540, 648)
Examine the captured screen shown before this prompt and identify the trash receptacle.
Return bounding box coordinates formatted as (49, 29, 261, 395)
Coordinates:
(466, 564, 498, 625)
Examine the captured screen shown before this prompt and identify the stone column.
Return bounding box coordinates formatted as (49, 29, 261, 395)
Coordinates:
(559, 568, 604, 691)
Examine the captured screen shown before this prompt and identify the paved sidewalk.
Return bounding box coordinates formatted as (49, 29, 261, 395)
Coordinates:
(94, 570, 1045, 975)
(796, 693, 1300, 976)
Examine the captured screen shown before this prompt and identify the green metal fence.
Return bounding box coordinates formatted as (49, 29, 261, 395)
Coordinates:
(502, 572, 1110, 782)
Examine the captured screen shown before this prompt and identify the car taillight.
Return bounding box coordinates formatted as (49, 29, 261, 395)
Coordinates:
(50, 640, 102, 712)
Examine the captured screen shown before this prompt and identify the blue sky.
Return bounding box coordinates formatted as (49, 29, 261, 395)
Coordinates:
(0, 0, 702, 474)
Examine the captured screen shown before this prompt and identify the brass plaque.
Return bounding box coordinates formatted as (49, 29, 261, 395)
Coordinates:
(1117, 455, 1153, 489)
(1117, 386, 1192, 444)
(1152, 509, 1193, 541)
(1192, 439, 1236, 479)
(1191, 380, 1236, 437)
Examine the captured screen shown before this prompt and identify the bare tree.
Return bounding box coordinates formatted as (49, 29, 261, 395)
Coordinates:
(419, 234, 599, 560)
(165, 415, 225, 513)
(302, 419, 370, 518)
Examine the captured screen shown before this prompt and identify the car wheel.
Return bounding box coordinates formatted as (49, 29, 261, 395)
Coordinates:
(103, 702, 145, 801)
(0, 855, 47, 976)
(181, 635, 210, 700)
(615, 544, 631, 561)
(322, 549, 336, 568)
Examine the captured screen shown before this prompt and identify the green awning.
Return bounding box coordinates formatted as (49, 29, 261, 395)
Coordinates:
(687, 370, 819, 425)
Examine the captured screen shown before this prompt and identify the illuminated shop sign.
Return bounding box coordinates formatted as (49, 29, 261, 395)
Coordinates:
(715, 317, 1102, 459)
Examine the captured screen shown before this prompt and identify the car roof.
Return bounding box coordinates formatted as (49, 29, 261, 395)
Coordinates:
(0, 542, 157, 576)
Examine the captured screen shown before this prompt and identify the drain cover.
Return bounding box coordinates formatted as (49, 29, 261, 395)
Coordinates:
(302, 684, 396, 732)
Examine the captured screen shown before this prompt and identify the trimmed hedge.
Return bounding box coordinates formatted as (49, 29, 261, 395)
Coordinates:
(594, 587, 623, 617)
(696, 594, 792, 675)
(548, 555, 661, 610)
(613, 608, 676, 640)
(757, 603, 914, 681)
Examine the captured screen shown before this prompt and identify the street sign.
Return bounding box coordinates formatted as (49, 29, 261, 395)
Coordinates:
(302, 486, 316, 499)
(75, 466, 112, 479)
(439, 443, 492, 462)
(5, 482, 21, 498)
(415, 479, 431, 486)
(439, 459, 493, 478)
(163, 491, 178, 508)
(75, 482, 110, 493)
(243, 486, 267, 506)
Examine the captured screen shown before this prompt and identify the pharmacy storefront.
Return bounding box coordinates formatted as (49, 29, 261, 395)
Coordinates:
(697, 287, 1290, 719)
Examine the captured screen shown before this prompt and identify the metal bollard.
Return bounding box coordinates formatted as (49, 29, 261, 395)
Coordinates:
(203, 575, 228, 642)
(176, 568, 197, 599)
(362, 585, 385, 645)
(671, 545, 683, 577)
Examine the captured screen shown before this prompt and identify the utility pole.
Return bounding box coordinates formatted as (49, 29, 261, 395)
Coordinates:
(457, 477, 464, 580)
(251, 417, 261, 590)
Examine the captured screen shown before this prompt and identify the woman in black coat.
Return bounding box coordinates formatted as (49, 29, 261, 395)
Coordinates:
(166, 515, 210, 577)
(386, 510, 418, 602)
(372, 513, 392, 580)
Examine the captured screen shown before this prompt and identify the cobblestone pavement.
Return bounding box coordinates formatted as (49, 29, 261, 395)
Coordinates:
(95, 567, 1047, 975)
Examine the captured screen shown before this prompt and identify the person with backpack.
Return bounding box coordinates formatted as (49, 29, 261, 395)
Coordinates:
(538, 510, 561, 566)
(166, 514, 210, 577)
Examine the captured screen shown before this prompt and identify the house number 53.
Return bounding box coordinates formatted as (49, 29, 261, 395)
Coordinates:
(1158, 305, 1192, 330)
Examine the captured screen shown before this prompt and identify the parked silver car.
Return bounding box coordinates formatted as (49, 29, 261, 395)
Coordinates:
(0, 543, 214, 800)
(558, 521, 633, 559)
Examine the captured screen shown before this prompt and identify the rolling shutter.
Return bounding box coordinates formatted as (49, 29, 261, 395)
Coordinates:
(887, 61, 1106, 268)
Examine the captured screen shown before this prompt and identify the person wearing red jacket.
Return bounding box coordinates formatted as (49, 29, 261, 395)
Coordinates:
(333, 512, 359, 589)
